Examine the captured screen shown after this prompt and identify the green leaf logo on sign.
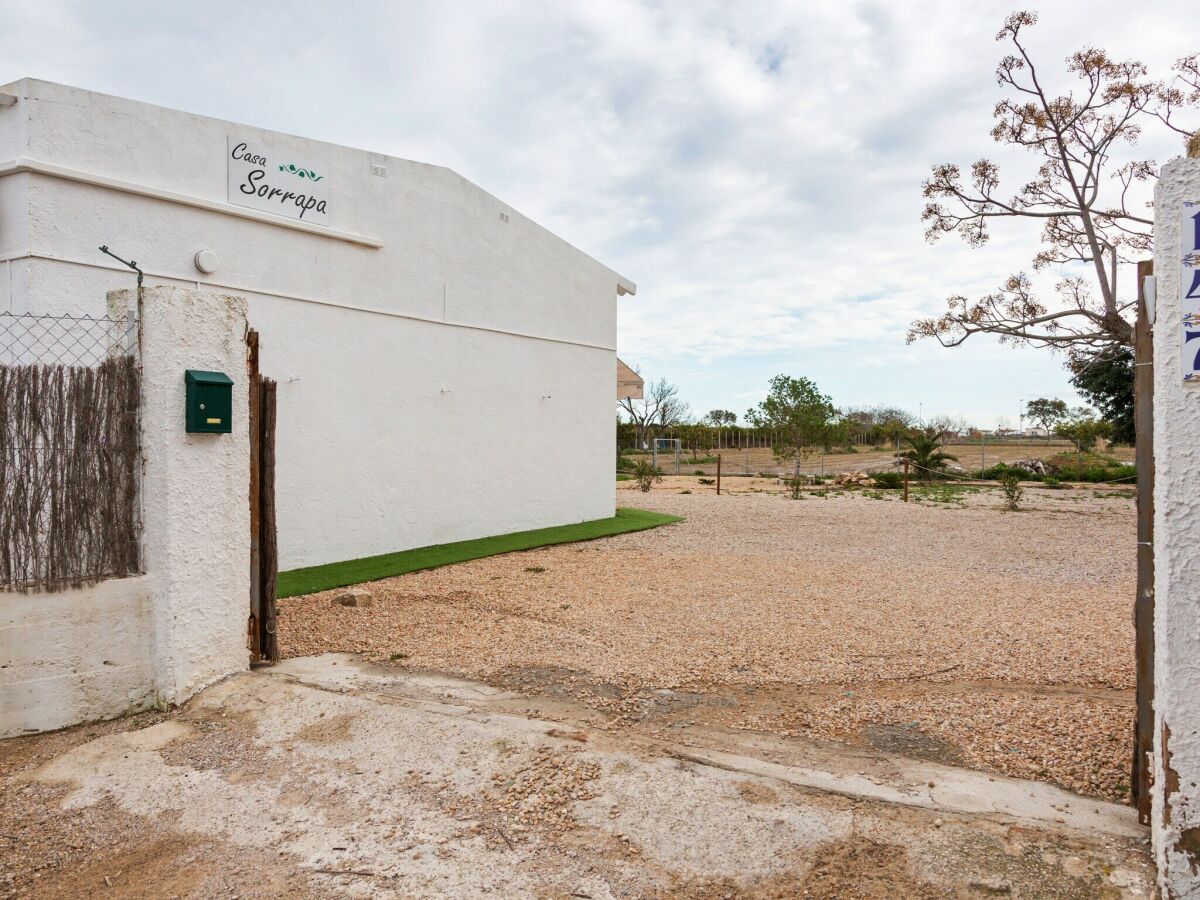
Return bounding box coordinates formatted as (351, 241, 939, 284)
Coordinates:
(279, 164, 323, 182)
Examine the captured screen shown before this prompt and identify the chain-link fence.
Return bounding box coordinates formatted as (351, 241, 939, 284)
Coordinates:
(0, 311, 136, 367)
(1, 311, 141, 592)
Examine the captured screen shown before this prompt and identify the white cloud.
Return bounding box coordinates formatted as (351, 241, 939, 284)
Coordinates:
(1, 0, 1193, 425)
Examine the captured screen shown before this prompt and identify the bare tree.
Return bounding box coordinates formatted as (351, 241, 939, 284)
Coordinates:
(910, 11, 1198, 353)
(618, 376, 692, 449)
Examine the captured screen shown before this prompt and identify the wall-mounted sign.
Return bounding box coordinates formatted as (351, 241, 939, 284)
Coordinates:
(1182, 201, 1200, 382)
(227, 137, 330, 226)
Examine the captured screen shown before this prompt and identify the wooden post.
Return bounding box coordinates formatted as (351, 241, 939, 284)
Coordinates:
(259, 377, 278, 662)
(903, 458, 909, 502)
(246, 330, 261, 661)
(716, 454, 721, 495)
(1132, 258, 1155, 824)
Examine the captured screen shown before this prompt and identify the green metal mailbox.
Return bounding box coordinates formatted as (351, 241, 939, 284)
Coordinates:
(185, 370, 233, 434)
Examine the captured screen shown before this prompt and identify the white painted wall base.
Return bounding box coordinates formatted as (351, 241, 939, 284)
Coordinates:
(0, 577, 155, 738)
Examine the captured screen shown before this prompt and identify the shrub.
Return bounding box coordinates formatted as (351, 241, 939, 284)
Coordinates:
(1042, 476, 1062, 489)
(632, 458, 663, 492)
(694, 469, 706, 476)
(999, 471, 1024, 510)
(698, 477, 715, 485)
(872, 471, 904, 489)
(616, 454, 636, 473)
(784, 476, 806, 499)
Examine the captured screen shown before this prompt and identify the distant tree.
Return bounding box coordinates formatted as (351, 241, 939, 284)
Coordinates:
(898, 427, 959, 483)
(927, 414, 970, 439)
(619, 377, 692, 449)
(703, 409, 738, 427)
(1025, 398, 1069, 437)
(842, 405, 917, 447)
(909, 11, 1199, 355)
(1069, 347, 1135, 445)
(746, 376, 846, 476)
(1054, 408, 1112, 452)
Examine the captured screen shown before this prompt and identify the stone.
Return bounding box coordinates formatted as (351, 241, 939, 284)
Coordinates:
(1009, 458, 1055, 475)
(331, 588, 374, 608)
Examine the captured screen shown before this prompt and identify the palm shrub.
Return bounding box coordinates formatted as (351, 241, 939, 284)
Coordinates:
(897, 427, 958, 483)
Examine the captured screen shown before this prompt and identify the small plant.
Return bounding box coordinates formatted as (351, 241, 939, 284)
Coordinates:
(872, 471, 904, 490)
(758, 471, 776, 479)
(784, 476, 806, 499)
(1043, 476, 1062, 489)
(679, 489, 692, 494)
(525, 566, 546, 573)
(698, 477, 715, 485)
(694, 469, 706, 476)
(999, 471, 1024, 510)
(632, 458, 663, 492)
(390, 651, 409, 661)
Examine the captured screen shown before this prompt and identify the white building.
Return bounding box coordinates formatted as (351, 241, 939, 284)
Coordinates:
(0, 78, 634, 571)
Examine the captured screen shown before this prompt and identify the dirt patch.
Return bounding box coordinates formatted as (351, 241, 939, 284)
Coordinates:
(798, 838, 945, 899)
(654, 837, 943, 899)
(861, 724, 962, 765)
(735, 780, 780, 805)
(294, 712, 358, 745)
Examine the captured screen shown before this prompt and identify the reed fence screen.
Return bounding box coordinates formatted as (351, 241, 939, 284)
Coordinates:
(0, 312, 140, 592)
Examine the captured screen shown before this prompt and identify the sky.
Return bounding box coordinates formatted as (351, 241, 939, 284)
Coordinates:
(2, 0, 1195, 428)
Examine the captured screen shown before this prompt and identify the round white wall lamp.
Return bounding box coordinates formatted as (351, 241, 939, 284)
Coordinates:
(194, 249, 219, 275)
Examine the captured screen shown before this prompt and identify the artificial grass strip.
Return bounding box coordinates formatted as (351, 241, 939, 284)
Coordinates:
(276, 507, 683, 598)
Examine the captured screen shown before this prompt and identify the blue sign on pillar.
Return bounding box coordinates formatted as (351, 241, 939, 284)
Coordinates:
(1183, 201, 1200, 382)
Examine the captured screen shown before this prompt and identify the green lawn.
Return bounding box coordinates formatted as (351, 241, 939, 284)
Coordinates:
(276, 507, 682, 598)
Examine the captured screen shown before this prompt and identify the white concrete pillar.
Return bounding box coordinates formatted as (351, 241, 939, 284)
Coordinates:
(1152, 156, 1200, 897)
(109, 286, 250, 704)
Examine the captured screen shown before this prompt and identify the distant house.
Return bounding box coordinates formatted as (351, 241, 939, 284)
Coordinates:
(617, 358, 644, 399)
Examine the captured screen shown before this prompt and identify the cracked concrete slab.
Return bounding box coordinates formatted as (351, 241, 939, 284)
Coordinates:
(6, 654, 1154, 898)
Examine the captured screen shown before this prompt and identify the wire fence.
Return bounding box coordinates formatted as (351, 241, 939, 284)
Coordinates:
(625, 451, 1137, 485)
(1, 312, 141, 592)
(0, 311, 136, 367)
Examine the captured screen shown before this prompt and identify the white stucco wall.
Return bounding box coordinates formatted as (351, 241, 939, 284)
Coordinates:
(0, 577, 155, 738)
(1153, 156, 1200, 897)
(109, 287, 251, 703)
(0, 78, 627, 570)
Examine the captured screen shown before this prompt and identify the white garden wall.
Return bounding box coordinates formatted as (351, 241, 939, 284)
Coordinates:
(1153, 156, 1200, 897)
(1, 286, 250, 738)
(0, 577, 155, 736)
(0, 78, 629, 570)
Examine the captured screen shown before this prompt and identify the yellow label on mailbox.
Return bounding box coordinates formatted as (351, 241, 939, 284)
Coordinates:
(206, 418, 221, 424)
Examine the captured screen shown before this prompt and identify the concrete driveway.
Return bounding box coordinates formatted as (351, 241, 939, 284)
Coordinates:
(3, 655, 1152, 898)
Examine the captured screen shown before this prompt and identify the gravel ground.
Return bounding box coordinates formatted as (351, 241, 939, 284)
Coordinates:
(280, 479, 1137, 802)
